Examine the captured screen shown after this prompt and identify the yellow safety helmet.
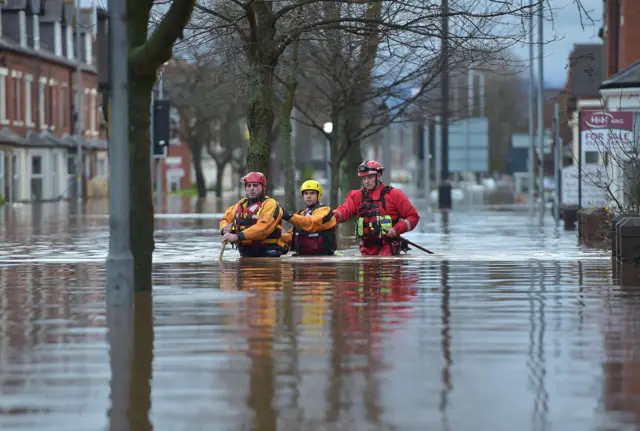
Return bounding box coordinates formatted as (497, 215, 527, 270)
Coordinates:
(300, 180, 323, 202)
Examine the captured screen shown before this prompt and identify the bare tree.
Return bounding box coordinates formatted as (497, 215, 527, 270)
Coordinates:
(191, 0, 551, 195)
(164, 49, 248, 198)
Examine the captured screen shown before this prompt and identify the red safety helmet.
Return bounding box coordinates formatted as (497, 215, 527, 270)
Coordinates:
(243, 171, 267, 188)
(357, 160, 384, 177)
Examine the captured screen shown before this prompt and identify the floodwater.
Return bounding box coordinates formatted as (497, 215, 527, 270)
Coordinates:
(1, 198, 639, 431)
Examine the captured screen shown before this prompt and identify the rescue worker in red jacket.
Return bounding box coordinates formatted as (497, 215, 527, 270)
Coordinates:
(333, 160, 420, 256)
(281, 180, 337, 256)
(220, 172, 290, 257)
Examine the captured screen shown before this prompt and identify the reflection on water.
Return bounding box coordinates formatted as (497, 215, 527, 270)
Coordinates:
(0, 258, 638, 430)
(1, 201, 640, 430)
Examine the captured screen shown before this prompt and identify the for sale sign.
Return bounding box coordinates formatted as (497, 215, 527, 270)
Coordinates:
(580, 111, 634, 158)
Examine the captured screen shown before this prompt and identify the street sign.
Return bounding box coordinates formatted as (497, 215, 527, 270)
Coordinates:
(153, 100, 171, 157)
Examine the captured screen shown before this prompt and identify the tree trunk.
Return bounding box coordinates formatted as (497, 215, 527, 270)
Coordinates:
(345, 142, 362, 192)
(191, 141, 207, 198)
(128, 291, 153, 431)
(246, 59, 276, 177)
(280, 39, 300, 211)
(215, 160, 228, 198)
(129, 76, 156, 292)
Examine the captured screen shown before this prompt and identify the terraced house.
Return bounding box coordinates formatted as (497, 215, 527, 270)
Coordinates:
(0, 0, 107, 202)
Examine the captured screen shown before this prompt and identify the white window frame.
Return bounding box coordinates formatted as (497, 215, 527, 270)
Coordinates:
(97, 158, 107, 177)
(39, 77, 47, 130)
(25, 74, 34, 127)
(0, 68, 7, 125)
(90, 89, 97, 136)
(84, 88, 91, 137)
(11, 70, 23, 126)
(60, 83, 68, 129)
(48, 78, 57, 131)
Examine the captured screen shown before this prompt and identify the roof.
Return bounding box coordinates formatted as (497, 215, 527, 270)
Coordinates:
(600, 59, 640, 90)
(0, 34, 96, 73)
(0, 128, 28, 145)
(568, 44, 603, 97)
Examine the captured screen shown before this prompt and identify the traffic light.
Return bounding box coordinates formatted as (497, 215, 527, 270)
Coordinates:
(153, 100, 171, 157)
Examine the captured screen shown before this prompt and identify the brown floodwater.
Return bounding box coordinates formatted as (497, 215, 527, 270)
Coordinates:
(0, 200, 639, 431)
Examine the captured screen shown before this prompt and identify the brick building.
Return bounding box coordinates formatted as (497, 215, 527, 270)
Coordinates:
(0, 0, 107, 202)
(598, 0, 640, 209)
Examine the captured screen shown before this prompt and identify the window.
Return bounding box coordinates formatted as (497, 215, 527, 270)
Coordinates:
(0, 68, 7, 124)
(11, 71, 22, 124)
(48, 80, 57, 129)
(0, 151, 4, 199)
(52, 153, 59, 197)
(90, 89, 97, 136)
(67, 155, 76, 175)
(39, 78, 46, 129)
(30, 155, 44, 202)
(11, 154, 18, 202)
(84, 90, 90, 134)
(97, 158, 107, 177)
(31, 155, 42, 175)
(60, 86, 68, 128)
(25, 74, 33, 127)
(19, 11, 27, 47)
(584, 151, 599, 164)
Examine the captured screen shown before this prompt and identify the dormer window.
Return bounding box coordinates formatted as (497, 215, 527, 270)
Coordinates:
(54, 21, 62, 56)
(19, 10, 27, 47)
(66, 25, 74, 59)
(32, 14, 40, 50)
(84, 32, 92, 65)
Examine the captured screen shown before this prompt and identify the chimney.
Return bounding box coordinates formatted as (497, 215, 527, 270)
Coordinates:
(603, 0, 620, 78)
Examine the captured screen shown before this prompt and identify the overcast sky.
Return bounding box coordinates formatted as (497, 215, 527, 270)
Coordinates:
(511, 0, 603, 88)
(87, 0, 603, 89)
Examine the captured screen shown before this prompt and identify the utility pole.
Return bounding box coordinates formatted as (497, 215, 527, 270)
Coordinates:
(74, 0, 83, 204)
(105, 0, 135, 413)
(537, 0, 545, 215)
(553, 103, 560, 221)
(105, 0, 134, 302)
(438, 0, 452, 210)
(528, 1, 535, 212)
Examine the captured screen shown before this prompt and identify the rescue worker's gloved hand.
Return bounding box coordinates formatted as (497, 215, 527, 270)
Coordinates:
(281, 208, 293, 221)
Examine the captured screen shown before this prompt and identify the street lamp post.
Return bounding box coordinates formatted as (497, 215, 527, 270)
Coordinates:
(323, 121, 333, 193)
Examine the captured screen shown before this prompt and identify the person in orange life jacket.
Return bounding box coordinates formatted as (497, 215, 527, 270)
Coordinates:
(280, 180, 337, 256)
(220, 172, 291, 257)
(332, 160, 420, 256)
